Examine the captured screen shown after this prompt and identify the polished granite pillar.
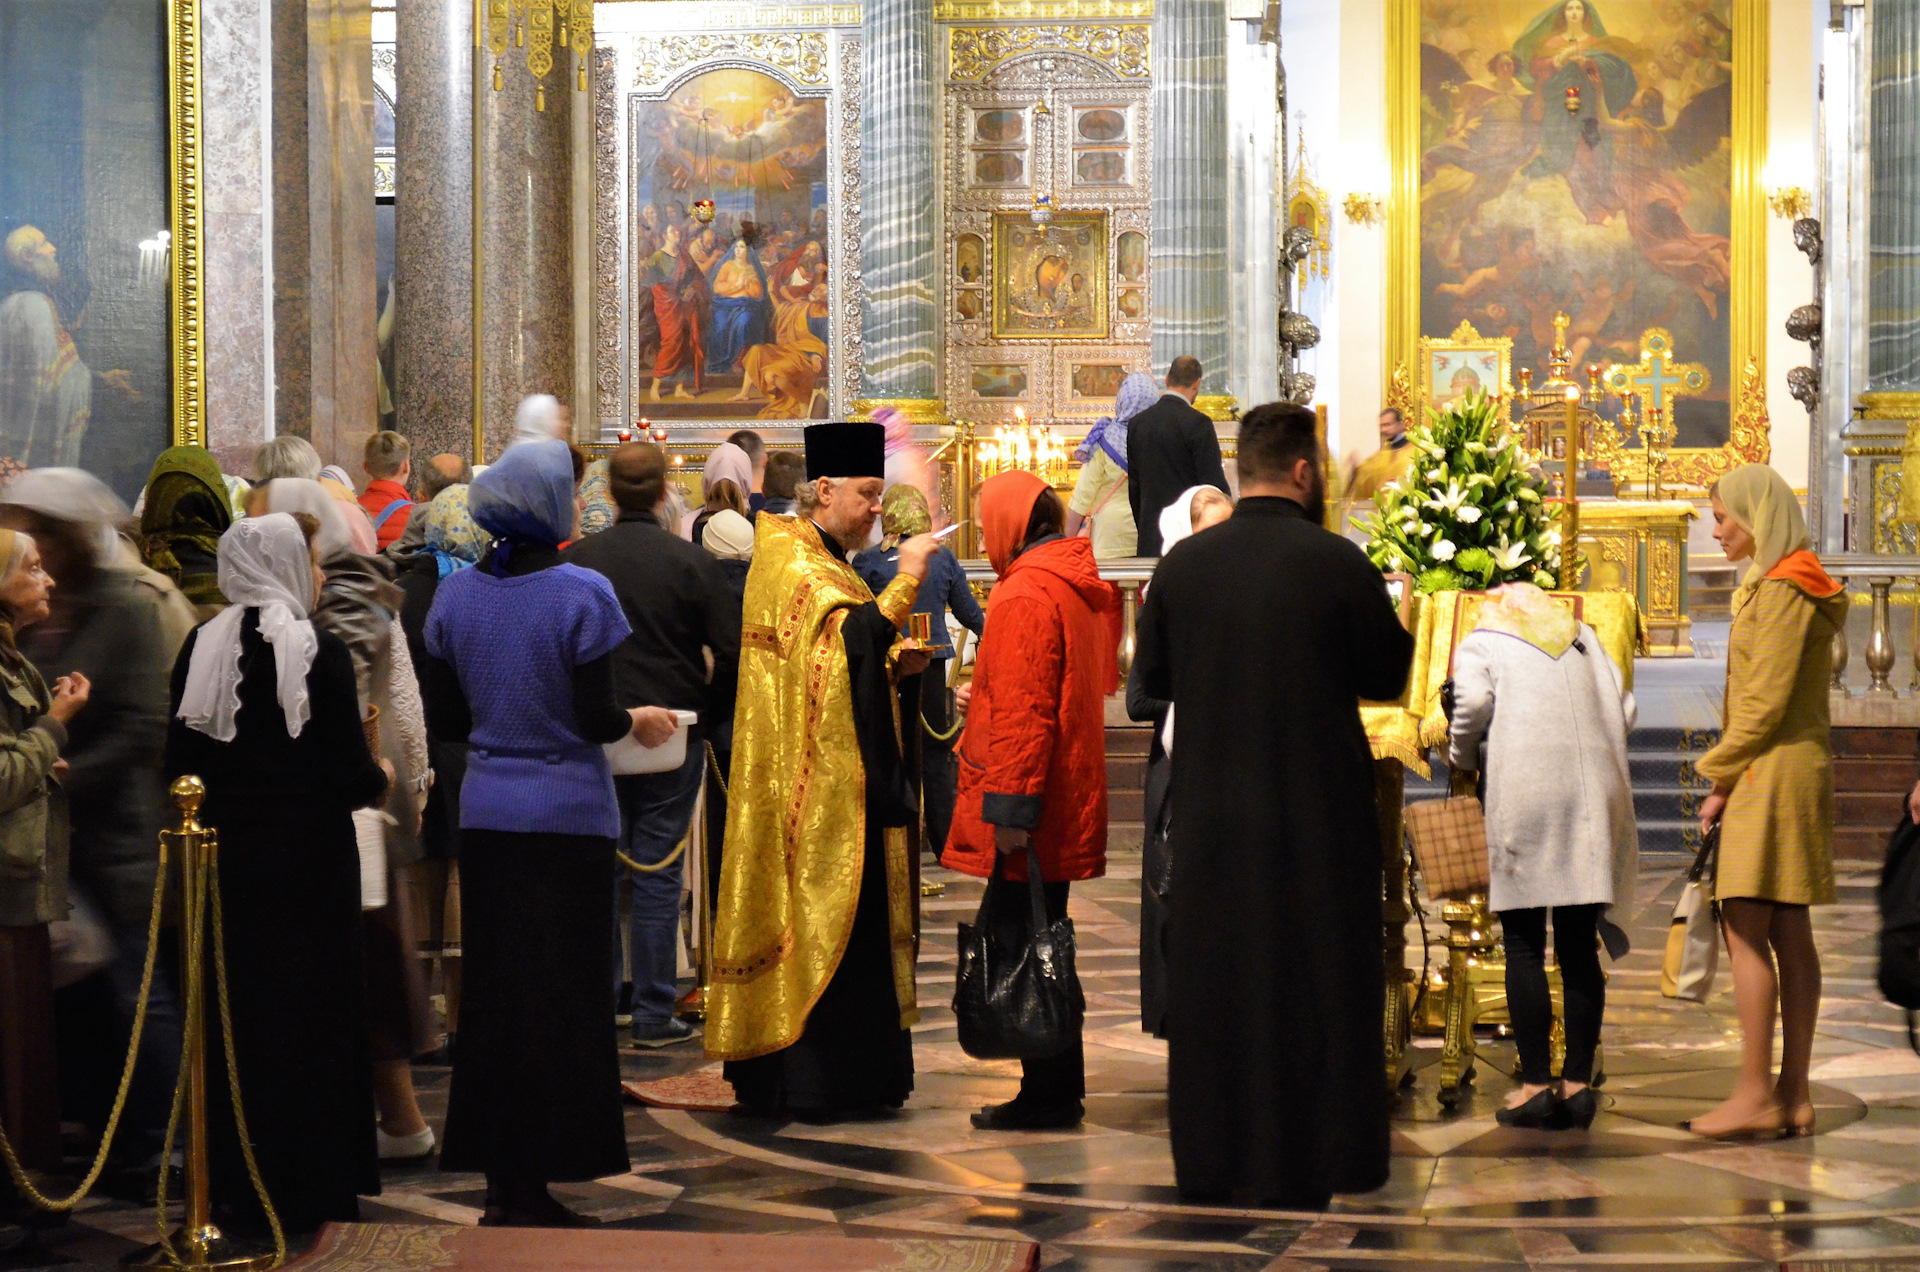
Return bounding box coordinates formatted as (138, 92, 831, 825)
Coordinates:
(202, 0, 275, 472)
(476, 59, 574, 459)
(1870, 0, 1920, 390)
(856, 0, 940, 418)
(1150, 0, 1232, 410)
(271, 0, 378, 469)
(393, 0, 476, 464)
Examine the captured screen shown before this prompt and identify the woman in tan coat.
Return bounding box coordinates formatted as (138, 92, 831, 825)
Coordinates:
(1691, 464, 1846, 1139)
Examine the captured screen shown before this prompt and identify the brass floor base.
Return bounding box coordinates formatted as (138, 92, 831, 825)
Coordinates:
(126, 1225, 277, 1271)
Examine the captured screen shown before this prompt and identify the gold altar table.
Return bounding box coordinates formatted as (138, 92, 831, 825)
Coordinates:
(1577, 500, 1696, 657)
(1363, 590, 1643, 1102)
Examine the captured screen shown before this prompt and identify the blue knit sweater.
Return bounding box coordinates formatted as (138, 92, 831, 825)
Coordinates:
(424, 563, 631, 837)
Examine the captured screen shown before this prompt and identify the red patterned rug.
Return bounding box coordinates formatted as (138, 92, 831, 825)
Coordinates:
(621, 1065, 736, 1111)
(286, 1223, 1039, 1271)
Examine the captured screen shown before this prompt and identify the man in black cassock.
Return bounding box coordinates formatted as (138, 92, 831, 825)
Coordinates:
(714, 422, 938, 1120)
(1130, 402, 1414, 1207)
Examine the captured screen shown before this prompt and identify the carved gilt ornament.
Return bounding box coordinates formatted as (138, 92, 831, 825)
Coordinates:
(949, 25, 1149, 82)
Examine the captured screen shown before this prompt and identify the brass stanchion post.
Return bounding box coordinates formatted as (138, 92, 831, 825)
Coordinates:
(132, 778, 275, 1272)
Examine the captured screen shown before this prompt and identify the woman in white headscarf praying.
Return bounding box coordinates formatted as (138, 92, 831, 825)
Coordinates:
(164, 512, 393, 1235)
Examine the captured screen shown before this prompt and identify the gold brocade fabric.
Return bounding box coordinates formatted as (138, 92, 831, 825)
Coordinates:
(706, 514, 923, 1062)
(1360, 590, 1643, 776)
(1347, 441, 1417, 505)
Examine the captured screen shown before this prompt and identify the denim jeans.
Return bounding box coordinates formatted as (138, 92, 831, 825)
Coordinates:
(612, 749, 706, 1030)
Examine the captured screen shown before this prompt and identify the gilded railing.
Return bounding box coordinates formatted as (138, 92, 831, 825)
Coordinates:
(960, 559, 1156, 674)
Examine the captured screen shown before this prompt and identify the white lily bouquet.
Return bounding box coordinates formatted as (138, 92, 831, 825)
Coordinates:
(1362, 390, 1562, 594)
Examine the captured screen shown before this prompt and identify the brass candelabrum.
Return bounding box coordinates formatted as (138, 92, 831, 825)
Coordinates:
(1641, 404, 1676, 501)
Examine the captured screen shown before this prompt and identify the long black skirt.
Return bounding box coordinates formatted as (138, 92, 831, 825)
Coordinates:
(205, 804, 376, 1236)
(440, 831, 629, 1182)
(725, 824, 914, 1114)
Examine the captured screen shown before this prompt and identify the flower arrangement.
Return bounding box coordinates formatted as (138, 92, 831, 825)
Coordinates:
(1362, 390, 1561, 594)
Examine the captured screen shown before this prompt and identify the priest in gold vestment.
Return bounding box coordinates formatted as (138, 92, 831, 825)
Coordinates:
(1345, 407, 1416, 505)
(711, 422, 938, 1118)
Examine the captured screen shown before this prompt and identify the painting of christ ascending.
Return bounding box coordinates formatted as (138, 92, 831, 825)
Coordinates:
(630, 67, 831, 420)
(1418, 0, 1734, 446)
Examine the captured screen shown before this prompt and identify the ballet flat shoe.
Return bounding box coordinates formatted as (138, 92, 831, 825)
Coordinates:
(1495, 1088, 1570, 1130)
(1683, 1102, 1788, 1140)
(1561, 1088, 1598, 1131)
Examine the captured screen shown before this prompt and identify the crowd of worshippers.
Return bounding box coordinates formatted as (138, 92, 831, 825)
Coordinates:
(0, 366, 1846, 1242)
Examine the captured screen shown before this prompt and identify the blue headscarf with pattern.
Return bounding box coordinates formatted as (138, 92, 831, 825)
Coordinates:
(1075, 371, 1159, 471)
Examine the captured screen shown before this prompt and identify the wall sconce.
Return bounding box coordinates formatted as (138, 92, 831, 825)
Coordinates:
(1768, 186, 1812, 220)
(1343, 192, 1384, 227)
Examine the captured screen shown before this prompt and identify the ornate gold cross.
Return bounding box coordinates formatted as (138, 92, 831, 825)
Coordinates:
(1603, 329, 1710, 418)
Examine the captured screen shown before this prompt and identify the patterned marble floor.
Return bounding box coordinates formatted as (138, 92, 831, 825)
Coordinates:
(27, 852, 1920, 1271)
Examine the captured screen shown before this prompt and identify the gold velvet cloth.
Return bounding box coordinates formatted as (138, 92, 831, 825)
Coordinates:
(1361, 589, 1643, 776)
(706, 514, 923, 1061)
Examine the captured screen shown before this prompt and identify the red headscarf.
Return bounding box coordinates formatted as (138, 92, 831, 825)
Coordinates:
(979, 471, 1049, 578)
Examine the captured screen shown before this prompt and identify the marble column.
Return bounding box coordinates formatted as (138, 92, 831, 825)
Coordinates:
(271, 0, 378, 469)
(202, 0, 276, 473)
(1860, 0, 1920, 550)
(856, 0, 940, 419)
(1870, 0, 1920, 391)
(393, 0, 476, 463)
(1150, 0, 1232, 414)
(476, 57, 574, 460)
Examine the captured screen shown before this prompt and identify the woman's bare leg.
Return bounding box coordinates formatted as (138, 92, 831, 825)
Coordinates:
(373, 1059, 429, 1138)
(1770, 903, 1821, 1118)
(1687, 898, 1783, 1134)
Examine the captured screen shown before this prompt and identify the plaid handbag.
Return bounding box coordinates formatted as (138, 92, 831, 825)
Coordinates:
(1403, 795, 1491, 901)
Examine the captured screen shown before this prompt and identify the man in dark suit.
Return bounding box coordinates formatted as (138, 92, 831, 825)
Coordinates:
(1126, 356, 1229, 556)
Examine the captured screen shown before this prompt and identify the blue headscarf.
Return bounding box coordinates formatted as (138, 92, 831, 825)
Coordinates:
(469, 439, 574, 571)
(1075, 371, 1159, 471)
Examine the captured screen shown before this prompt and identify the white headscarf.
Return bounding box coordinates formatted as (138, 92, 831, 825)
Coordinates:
(1158, 485, 1230, 555)
(512, 394, 567, 447)
(261, 478, 357, 560)
(0, 468, 130, 566)
(176, 514, 319, 742)
(702, 509, 755, 561)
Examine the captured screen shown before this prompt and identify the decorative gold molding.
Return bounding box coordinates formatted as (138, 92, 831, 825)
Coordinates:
(1860, 391, 1920, 419)
(935, 0, 1151, 19)
(1193, 394, 1238, 422)
(596, 2, 860, 31)
(169, 0, 205, 447)
(630, 31, 831, 90)
(851, 398, 949, 426)
(1386, 0, 1769, 489)
(949, 24, 1149, 81)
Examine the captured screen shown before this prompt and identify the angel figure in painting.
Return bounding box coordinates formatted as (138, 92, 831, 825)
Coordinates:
(1574, 64, 1732, 318)
(1421, 50, 1536, 267)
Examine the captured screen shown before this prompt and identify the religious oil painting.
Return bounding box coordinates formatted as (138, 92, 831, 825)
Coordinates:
(630, 67, 831, 420)
(0, 0, 173, 501)
(970, 363, 1030, 400)
(991, 211, 1109, 342)
(956, 290, 983, 321)
(1417, 0, 1736, 446)
(956, 233, 985, 285)
(1117, 231, 1147, 283)
(1070, 362, 1130, 399)
(974, 108, 1026, 144)
(1117, 289, 1145, 318)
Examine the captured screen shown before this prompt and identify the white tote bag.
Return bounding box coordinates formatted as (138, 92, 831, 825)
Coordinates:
(353, 808, 393, 911)
(1661, 826, 1720, 1001)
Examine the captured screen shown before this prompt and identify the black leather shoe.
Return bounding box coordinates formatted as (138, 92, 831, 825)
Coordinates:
(970, 1099, 1084, 1131)
(1562, 1088, 1598, 1130)
(1495, 1088, 1570, 1130)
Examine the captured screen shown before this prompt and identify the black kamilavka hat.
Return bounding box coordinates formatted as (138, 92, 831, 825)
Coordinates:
(804, 422, 886, 480)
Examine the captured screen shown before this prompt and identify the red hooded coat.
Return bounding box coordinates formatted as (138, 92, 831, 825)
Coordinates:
(946, 472, 1122, 882)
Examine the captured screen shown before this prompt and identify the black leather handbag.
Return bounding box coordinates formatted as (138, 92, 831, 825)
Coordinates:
(953, 842, 1085, 1060)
